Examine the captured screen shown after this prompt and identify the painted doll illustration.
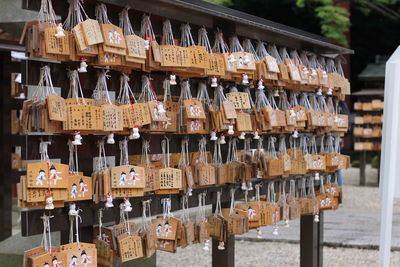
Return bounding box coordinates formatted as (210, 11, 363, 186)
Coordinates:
(113, 29, 122, 44)
(108, 31, 114, 44)
(119, 172, 127, 186)
(49, 165, 62, 185)
(193, 104, 201, 117)
(80, 250, 92, 267)
(70, 183, 77, 199)
(156, 224, 163, 236)
(69, 255, 77, 267)
(52, 256, 62, 267)
(164, 221, 172, 236)
(189, 105, 195, 116)
(101, 231, 110, 243)
(36, 169, 46, 185)
(44, 263, 50, 267)
(153, 107, 160, 119)
(247, 207, 257, 220)
(128, 168, 140, 185)
(78, 178, 88, 197)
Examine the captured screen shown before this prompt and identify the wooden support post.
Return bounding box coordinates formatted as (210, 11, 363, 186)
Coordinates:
(212, 203, 234, 267)
(300, 211, 324, 267)
(360, 151, 367, 186)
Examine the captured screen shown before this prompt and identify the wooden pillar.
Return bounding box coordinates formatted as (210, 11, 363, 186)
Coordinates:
(300, 211, 324, 267)
(212, 203, 234, 267)
(360, 151, 367, 186)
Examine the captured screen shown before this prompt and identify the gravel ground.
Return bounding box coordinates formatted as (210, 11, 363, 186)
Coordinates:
(156, 240, 400, 267)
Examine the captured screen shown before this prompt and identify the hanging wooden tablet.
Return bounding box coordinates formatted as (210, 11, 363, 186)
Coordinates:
(44, 27, 71, 55)
(264, 56, 280, 73)
(117, 234, 143, 262)
(27, 162, 69, 189)
(206, 53, 226, 76)
(81, 19, 104, 46)
(59, 242, 97, 267)
(94, 239, 113, 267)
(156, 168, 182, 190)
(183, 99, 206, 119)
(111, 165, 146, 188)
(226, 92, 251, 110)
(65, 104, 103, 131)
(222, 101, 237, 119)
(66, 175, 92, 201)
(236, 112, 253, 132)
(155, 216, 180, 241)
(102, 104, 123, 132)
(29, 251, 67, 267)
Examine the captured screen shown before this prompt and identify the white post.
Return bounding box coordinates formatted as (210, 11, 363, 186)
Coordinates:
(379, 46, 400, 266)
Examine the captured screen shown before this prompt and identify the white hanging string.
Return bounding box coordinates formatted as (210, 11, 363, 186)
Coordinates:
(268, 44, 283, 64)
(38, 0, 57, 26)
(229, 188, 236, 216)
(178, 136, 190, 168)
(198, 136, 208, 164)
(255, 41, 269, 59)
(95, 3, 111, 24)
(92, 70, 112, 105)
(67, 69, 86, 105)
(63, 0, 88, 31)
(212, 31, 229, 53)
(161, 136, 170, 168)
(40, 214, 54, 253)
(162, 198, 173, 219)
(278, 135, 287, 155)
(255, 87, 271, 111)
(119, 204, 131, 235)
(97, 208, 103, 240)
(33, 65, 56, 103)
(180, 23, 195, 47)
(162, 19, 175, 45)
(119, 138, 129, 166)
(117, 73, 137, 105)
(96, 139, 107, 171)
(69, 207, 82, 247)
(291, 50, 303, 66)
(229, 36, 244, 52)
(279, 47, 292, 64)
(197, 27, 212, 53)
(68, 140, 79, 174)
(39, 140, 51, 162)
(267, 136, 277, 159)
(242, 39, 260, 61)
(140, 15, 156, 41)
(141, 199, 152, 230)
(138, 75, 157, 102)
(213, 137, 223, 165)
(181, 195, 190, 222)
(141, 139, 151, 166)
(214, 191, 223, 216)
(119, 7, 135, 36)
(197, 82, 212, 108)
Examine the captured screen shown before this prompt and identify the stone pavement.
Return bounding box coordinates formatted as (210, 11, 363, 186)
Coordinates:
(238, 166, 400, 250)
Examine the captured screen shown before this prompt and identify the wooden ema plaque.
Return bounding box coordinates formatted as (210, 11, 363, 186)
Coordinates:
(66, 175, 92, 201)
(100, 24, 126, 49)
(233, 52, 256, 71)
(222, 53, 237, 73)
(64, 104, 103, 131)
(206, 53, 225, 76)
(159, 45, 190, 67)
(226, 92, 251, 110)
(236, 112, 253, 131)
(117, 234, 143, 263)
(29, 251, 67, 267)
(188, 46, 208, 69)
(44, 27, 71, 55)
(194, 164, 216, 186)
(157, 168, 182, 190)
(131, 102, 152, 126)
(183, 99, 206, 119)
(110, 165, 145, 188)
(27, 162, 68, 189)
(305, 154, 326, 171)
(59, 242, 97, 267)
(148, 100, 168, 122)
(264, 56, 280, 73)
(222, 101, 237, 119)
(81, 19, 104, 46)
(94, 239, 113, 267)
(125, 35, 146, 59)
(236, 203, 261, 229)
(102, 104, 123, 131)
(46, 95, 67, 122)
(155, 216, 179, 241)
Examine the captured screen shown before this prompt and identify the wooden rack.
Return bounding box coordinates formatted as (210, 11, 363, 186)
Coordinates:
(0, 1, 354, 266)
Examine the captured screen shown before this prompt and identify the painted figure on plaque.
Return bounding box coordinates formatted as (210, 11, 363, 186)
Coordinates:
(119, 172, 127, 186)
(36, 169, 46, 185)
(79, 178, 88, 197)
(80, 250, 92, 267)
(49, 165, 62, 185)
(71, 183, 77, 199)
